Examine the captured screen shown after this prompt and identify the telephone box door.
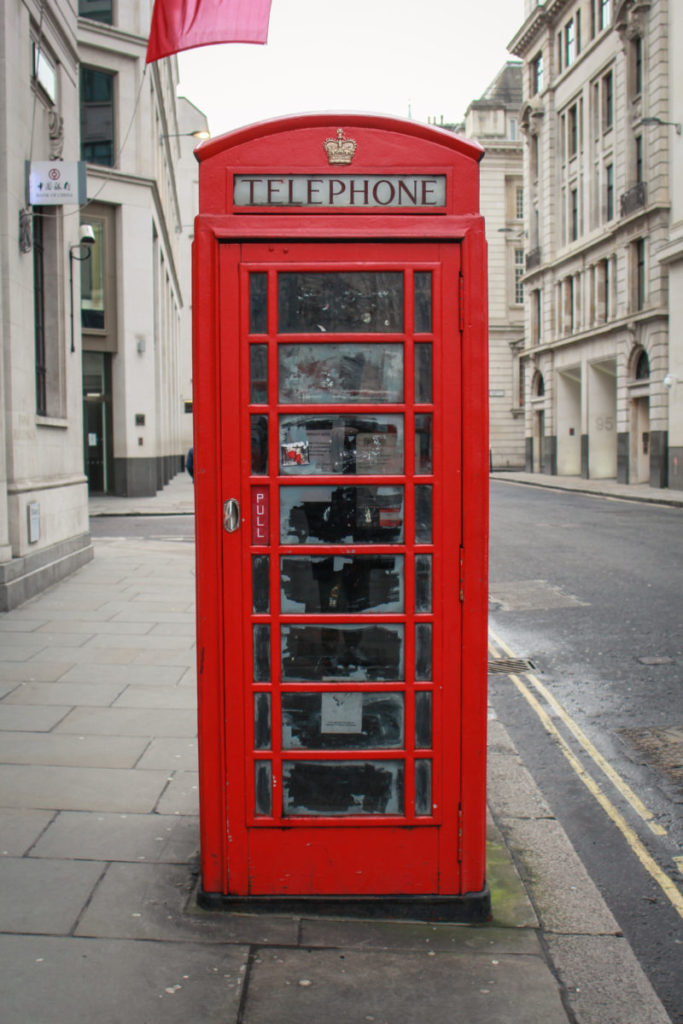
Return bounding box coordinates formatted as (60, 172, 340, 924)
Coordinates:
(218, 240, 465, 896)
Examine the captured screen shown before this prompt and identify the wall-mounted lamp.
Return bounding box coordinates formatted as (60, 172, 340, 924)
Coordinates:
(69, 224, 95, 354)
(640, 116, 682, 135)
(663, 373, 681, 389)
(160, 129, 210, 141)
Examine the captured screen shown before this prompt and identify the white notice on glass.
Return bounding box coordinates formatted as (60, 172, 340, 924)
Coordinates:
(321, 692, 363, 733)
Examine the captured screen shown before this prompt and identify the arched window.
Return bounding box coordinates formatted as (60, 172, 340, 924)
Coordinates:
(533, 371, 545, 397)
(635, 349, 649, 380)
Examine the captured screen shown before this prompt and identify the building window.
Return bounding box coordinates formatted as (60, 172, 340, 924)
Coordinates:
(599, 0, 612, 30)
(603, 71, 613, 130)
(635, 350, 649, 379)
(32, 43, 57, 103)
(534, 371, 545, 397)
(32, 209, 63, 417)
(531, 52, 544, 95)
(516, 186, 524, 220)
(79, 0, 113, 22)
(80, 220, 105, 329)
(565, 20, 576, 67)
(568, 104, 578, 158)
(532, 289, 542, 345)
(605, 163, 614, 220)
(634, 239, 646, 310)
(570, 188, 579, 241)
(576, 10, 582, 54)
(80, 67, 115, 166)
(514, 249, 525, 304)
(632, 36, 643, 96)
(635, 135, 643, 184)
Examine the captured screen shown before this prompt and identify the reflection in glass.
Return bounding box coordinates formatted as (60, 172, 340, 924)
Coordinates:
(278, 271, 404, 333)
(415, 555, 432, 613)
(252, 555, 270, 613)
(280, 485, 404, 545)
(415, 485, 432, 543)
(414, 272, 432, 333)
(250, 345, 268, 403)
(415, 623, 432, 680)
(281, 555, 404, 613)
(282, 760, 404, 815)
(251, 415, 268, 474)
(282, 692, 404, 749)
(278, 344, 403, 404)
(415, 691, 432, 748)
(255, 761, 272, 815)
(279, 415, 403, 475)
(253, 624, 270, 682)
(281, 624, 404, 681)
(415, 344, 432, 404)
(254, 693, 271, 749)
(249, 272, 268, 334)
(415, 414, 432, 474)
(415, 760, 432, 816)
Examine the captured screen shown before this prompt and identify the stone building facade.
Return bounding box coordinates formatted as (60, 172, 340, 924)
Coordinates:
(510, 0, 677, 488)
(0, 0, 203, 609)
(463, 63, 526, 470)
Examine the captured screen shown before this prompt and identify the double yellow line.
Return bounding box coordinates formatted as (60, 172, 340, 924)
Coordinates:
(488, 628, 683, 920)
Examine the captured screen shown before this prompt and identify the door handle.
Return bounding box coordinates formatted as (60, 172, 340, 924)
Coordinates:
(223, 498, 240, 533)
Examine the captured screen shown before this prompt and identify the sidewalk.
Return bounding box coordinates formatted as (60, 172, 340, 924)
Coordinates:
(490, 469, 683, 507)
(0, 478, 672, 1023)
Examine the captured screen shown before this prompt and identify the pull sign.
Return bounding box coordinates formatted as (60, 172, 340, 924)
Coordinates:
(251, 487, 269, 544)
(223, 498, 240, 533)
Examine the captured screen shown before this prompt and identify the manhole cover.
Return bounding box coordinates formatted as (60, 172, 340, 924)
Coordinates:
(488, 657, 534, 675)
(619, 725, 683, 792)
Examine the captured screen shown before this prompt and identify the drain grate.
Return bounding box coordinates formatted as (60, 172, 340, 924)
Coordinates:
(487, 657, 534, 675)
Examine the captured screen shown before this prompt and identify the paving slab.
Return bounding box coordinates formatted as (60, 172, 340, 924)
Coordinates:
(0, 857, 104, 934)
(242, 946, 569, 1024)
(0, 764, 169, 813)
(57, 662, 187, 684)
(31, 810, 199, 863)
(112, 684, 196, 709)
(53, 706, 195, 736)
(135, 737, 198, 770)
(0, 705, 70, 731)
(76, 862, 300, 947)
(0, 662, 73, 683)
(487, 748, 555, 820)
(2, 681, 126, 706)
(0, 809, 55, 855)
(298, 917, 542, 954)
(155, 770, 199, 814)
(546, 934, 672, 1024)
(0, 933, 248, 1024)
(0, 732, 148, 768)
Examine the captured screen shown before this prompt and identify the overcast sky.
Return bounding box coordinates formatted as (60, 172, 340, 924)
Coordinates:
(177, 0, 526, 137)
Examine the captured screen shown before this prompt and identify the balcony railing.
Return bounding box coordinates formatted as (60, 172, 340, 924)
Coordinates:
(620, 181, 647, 218)
(526, 247, 541, 270)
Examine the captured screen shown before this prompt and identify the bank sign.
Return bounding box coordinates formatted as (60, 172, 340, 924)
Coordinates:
(234, 174, 447, 209)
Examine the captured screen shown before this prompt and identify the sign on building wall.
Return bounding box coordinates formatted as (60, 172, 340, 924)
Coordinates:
(27, 161, 86, 205)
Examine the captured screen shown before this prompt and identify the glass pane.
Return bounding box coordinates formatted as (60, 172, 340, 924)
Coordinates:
(279, 415, 403, 475)
(254, 761, 272, 815)
(415, 623, 432, 681)
(282, 760, 404, 816)
(415, 691, 432, 748)
(415, 344, 432, 404)
(281, 624, 404, 681)
(250, 345, 268, 403)
(280, 485, 404, 545)
(415, 485, 432, 544)
(414, 272, 432, 333)
(253, 625, 271, 682)
(278, 344, 403, 404)
(251, 415, 268, 474)
(415, 414, 433, 474)
(80, 221, 105, 329)
(415, 555, 432, 613)
(252, 555, 270, 613)
(278, 272, 404, 333)
(254, 693, 271, 749)
(282, 692, 404, 749)
(281, 555, 404, 613)
(249, 272, 268, 333)
(415, 760, 432, 816)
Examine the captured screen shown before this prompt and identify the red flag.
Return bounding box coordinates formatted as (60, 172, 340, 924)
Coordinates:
(146, 0, 272, 63)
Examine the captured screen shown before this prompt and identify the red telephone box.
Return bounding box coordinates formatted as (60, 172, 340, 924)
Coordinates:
(193, 114, 489, 919)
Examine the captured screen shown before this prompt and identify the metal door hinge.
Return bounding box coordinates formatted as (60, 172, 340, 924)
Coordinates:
(459, 545, 465, 602)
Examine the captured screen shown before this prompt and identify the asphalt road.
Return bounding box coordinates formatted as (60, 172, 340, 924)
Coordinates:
(488, 479, 683, 1023)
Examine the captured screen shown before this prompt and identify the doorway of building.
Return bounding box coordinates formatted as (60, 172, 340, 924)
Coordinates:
(82, 351, 113, 493)
(631, 396, 650, 483)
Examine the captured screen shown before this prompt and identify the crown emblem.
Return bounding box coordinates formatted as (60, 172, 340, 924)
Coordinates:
(323, 129, 357, 165)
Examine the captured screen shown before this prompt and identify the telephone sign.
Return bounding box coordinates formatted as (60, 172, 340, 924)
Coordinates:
(192, 114, 489, 919)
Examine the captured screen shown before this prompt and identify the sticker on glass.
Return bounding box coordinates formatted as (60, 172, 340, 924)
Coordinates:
(321, 692, 363, 734)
